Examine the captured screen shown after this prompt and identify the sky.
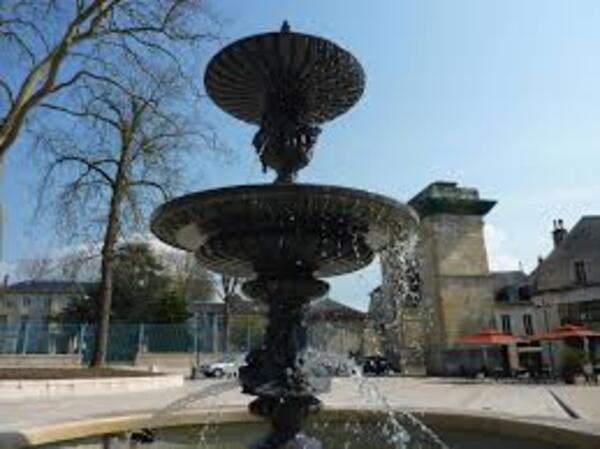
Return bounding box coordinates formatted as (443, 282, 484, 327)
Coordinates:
(3, 0, 600, 311)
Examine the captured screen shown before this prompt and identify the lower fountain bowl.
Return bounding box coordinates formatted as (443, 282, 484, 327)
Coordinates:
(150, 184, 418, 278)
(29, 409, 599, 449)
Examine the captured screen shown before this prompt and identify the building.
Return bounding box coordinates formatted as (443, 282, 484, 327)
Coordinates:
(0, 280, 94, 353)
(532, 217, 600, 328)
(370, 181, 543, 375)
(307, 297, 367, 355)
(530, 217, 600, 369)
(189, 294, 366, 355)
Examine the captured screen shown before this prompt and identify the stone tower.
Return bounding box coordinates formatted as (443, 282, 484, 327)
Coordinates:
(408, 181, 496, 374)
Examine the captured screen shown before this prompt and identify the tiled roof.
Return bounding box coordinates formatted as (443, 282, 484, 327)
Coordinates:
(4, 280, 97, 295)
(307, 297, 366, 322)
(534, 216, 600, 291)
(201, 295, 366, 322)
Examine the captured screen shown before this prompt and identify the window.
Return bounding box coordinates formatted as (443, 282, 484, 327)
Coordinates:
(501, 314, 512, 334)
(523, 314, 534, 335)
(574, 261, 588, 285)
(23, 297, 31, 307)
(0, 315, 7, 327)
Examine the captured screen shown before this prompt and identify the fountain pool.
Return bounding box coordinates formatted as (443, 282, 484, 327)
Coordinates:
(33, 409, 598, 449)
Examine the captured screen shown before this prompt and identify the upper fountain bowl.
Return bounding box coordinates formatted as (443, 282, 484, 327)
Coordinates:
(204, 29, 365, 126)
(150, 184, 417, 278)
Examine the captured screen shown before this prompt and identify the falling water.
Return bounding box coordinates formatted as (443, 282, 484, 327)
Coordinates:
(154, 379, 241, 418)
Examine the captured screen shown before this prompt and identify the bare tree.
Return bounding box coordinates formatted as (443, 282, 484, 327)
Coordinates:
(159, 249, 215, 303)
(35, 67, 214, 366)
(16, 257, 53, 281)
(0, 0, 218, 158)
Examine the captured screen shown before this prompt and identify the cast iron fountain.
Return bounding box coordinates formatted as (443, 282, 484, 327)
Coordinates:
(151, 22, 418, 449)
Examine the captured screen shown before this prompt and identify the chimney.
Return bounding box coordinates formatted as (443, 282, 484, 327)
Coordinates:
(552, 219, 567, 247)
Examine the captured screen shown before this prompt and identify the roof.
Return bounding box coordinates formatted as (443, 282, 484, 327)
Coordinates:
(227, 294, 267, 315)
(408, 181, 496, 218)
(4, 280, 97, 295)
(491, 271, 529, 286)
(307, 298, 366, 322)
(534, 216, 600, 292)
(193, 294, 366, 322)
(491, 271, 532, 302)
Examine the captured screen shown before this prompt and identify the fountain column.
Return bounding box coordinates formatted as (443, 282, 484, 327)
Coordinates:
(240, 275, 330, 448)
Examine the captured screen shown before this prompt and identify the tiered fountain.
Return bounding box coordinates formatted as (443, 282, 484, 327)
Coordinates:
(151, 23, 418, 448)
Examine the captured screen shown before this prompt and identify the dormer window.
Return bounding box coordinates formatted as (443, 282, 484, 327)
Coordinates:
(574, 260, 588, 285)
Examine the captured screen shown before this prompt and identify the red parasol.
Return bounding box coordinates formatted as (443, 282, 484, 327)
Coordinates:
(456, 328, 524, 345)
(533, 323, 600, 341)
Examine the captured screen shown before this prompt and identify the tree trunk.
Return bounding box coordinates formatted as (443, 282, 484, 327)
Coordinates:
(89, 191, 122, 367)
(90, 128, 133, 367)
(91, 249, 115, 367)
(223, 296, 230, 353)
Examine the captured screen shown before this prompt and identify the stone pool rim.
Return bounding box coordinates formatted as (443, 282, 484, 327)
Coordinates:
(3, 406, 600, 449)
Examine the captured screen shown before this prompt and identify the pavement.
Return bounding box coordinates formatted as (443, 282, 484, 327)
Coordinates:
(2, 377, 600, 435)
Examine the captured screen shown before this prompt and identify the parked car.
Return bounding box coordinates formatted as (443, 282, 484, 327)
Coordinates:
(199, 355, 246, 378)
(362, 355, 400, 376)
(319, 358, 359, 377)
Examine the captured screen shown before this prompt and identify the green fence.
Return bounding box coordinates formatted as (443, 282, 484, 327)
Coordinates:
(0, 320, 265, 364)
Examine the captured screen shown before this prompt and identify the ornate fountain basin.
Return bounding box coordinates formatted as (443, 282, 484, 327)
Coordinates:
(151, 184, 418, 278)
(28, 409, 600, 449)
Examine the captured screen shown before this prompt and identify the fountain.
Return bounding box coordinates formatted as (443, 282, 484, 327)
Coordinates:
(150, 22, 418, 448)
(12, 22, 600, 449)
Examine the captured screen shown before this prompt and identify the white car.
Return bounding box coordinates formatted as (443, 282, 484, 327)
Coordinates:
(199, 355, 246, 378)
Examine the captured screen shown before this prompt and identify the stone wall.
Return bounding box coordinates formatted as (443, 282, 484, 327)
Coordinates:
(420, 214, 490, 277)
(418, 212, 495, 374)
(437, 276, 495, 343)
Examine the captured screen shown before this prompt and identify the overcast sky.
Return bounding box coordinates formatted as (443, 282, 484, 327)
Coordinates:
(3, 1, 600, 310)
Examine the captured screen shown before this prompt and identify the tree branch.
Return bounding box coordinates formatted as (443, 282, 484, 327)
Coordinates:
(52, 155, 116, 187)
(39, 102, 120, 129)
(0, 79, 14, 106)
(130, 179, 170, 201)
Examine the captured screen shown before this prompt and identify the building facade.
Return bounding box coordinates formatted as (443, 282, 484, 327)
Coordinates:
(370, 181, 543, 375)
(189, 294, 366, 356)
(530, 217, 600, 370)
(0, 280, 94, 353)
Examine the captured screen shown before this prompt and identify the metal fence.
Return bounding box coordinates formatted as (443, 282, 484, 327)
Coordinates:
(0, 318, 364, 365)
(0, 320, 265, 364)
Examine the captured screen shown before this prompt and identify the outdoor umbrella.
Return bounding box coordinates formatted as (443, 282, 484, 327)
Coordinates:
(534, 323, 600, 357)
(534, 323, 600, 340)
(456, 329, 524, 370)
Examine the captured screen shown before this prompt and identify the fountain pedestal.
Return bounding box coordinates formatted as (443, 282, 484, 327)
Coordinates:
(240, 276, 329, 448)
